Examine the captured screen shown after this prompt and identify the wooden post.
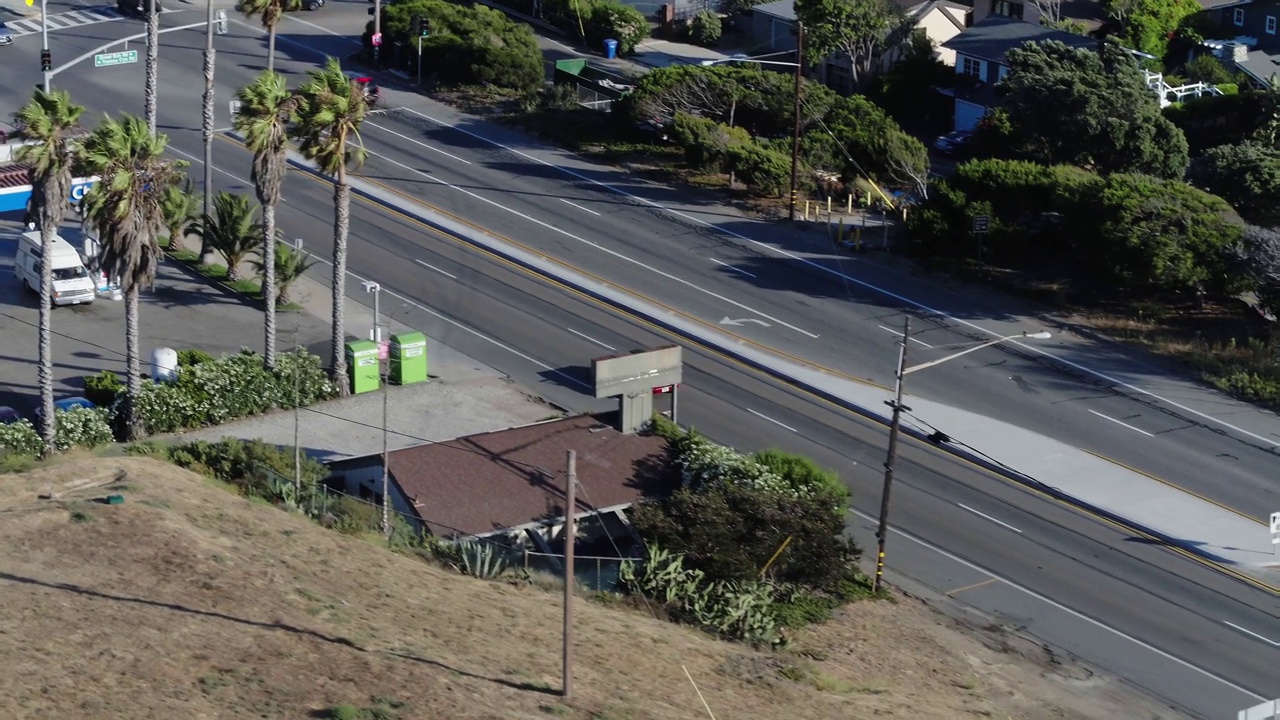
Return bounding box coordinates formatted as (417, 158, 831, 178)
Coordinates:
(562, 450, 577, 698)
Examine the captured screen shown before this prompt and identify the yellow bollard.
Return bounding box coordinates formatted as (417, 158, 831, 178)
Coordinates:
(847, 194, 853, 213)
(804, 200, 811, 221)
(855, 227, 863, 251)
(827, 196, 832, 214)
(838, 217, 845, 245)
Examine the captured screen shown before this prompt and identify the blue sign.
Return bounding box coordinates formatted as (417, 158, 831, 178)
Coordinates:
(0, 176, 98, 213)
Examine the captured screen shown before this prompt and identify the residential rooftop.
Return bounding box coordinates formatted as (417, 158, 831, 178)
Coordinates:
(942, 15, 1098, 65)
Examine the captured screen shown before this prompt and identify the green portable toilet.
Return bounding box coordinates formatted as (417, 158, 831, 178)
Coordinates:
(389, 331, 428, 385)
(345, 339, 380, 394)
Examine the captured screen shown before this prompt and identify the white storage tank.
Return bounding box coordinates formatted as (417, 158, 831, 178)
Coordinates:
(151, 347, 179, 382)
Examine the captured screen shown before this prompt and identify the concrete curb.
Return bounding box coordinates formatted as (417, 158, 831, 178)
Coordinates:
(250, 132, 1277, 586)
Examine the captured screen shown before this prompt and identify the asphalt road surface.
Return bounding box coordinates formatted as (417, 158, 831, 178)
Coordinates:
(2, 8, 1278, 717)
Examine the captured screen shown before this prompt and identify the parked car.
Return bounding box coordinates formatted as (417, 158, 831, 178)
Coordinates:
(0, 22, 14, 46)
(933, 130, 972, 155)
(344, 71, 380, 107)
(0, 406, 21, 424)
(36, 396, 98, 420)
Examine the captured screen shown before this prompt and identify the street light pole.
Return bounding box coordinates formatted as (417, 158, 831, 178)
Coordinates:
(202, 0, 216, 223)
(373, 0, 382, 64)
(873, 316, 909, 593)
(871, 324, 1053, 594)
(789, 22, 805, 223)
(40, 0, 51, 92)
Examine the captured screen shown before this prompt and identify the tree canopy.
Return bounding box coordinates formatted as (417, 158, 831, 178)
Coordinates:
(1102, 0, 1201, 58)
(1188, 140, 1280, 228)
(995, 40, 1189, 178)
(795, 0, 908, 90)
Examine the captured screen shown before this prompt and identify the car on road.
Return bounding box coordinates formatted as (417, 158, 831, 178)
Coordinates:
(0, 22, 14, 46)
(933, 130, 972, 155)
(344, 71, 380, 107)
(0, 407, 21, 424)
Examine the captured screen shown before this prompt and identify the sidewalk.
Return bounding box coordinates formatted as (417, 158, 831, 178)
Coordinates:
(292, 147, 1280, 588)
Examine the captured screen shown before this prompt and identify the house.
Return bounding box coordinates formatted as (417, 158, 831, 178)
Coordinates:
(1199, 0, 1280, 87)
(940, 15, 1098, 130)
(325, 412, 675, 550)
(747, 0, 971, 89)
(966, 0, 1107, 30)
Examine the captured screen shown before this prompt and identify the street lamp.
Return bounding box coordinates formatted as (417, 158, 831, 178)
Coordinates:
(698, 23, 806, 222)
(872, 317, 1052, 593)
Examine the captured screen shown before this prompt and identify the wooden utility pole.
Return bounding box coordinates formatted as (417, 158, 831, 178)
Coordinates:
(789, 22, 805, 222)
(873, 316, 910, 593)
(562, 450, 577, 698)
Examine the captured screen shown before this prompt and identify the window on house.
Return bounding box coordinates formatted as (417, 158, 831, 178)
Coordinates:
(961, 56, 984, 78)
(1268, 15, 1277, 34)
(1233, 7, 1245, 26)
(997, 65, 1010, 81)
(992, 0, 1024, 19)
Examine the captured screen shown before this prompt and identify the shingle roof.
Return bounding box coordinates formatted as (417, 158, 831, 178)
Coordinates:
(1236, 46, 1280, 86)
(376, 413, 675, 538)
(753, 0, 795, 21)
(942, 15, 1098, 65)
(0, 164, 32, 190)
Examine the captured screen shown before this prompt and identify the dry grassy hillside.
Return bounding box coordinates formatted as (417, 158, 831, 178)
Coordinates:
(0, 457, 1183, 720)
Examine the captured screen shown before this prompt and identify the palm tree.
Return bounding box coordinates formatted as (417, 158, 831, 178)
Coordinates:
(291, 57, 369, 392)
(15, 89, 85, 456)
(187, 191, 263, 282)
(250, 240, 315, 305)
(145, 0, 159, 134)
(78, 114, 187, 440)
(235, 70, 297, 369)
(160, 178, 200, 253)
(237, 0, 302, 72)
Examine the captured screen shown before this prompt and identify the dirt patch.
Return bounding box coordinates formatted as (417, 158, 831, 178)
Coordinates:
(0, 457, 1186, 719)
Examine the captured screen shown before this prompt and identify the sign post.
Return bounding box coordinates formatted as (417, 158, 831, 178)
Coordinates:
(94, 50, 139, 67)
(1270, 512, 1279, 554)
(972, 214, 990, 262)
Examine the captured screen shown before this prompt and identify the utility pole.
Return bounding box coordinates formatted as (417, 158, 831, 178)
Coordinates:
(873, 316, 910, 594)
(788, 22, 805, 223)
(562, 449, 577, 698)
(373, 0, 382, 65)
(202, 0, 216, 223)
(292, 332, 302, 502)
(40, 0, 51, 92)
(380, 363, 390, 537)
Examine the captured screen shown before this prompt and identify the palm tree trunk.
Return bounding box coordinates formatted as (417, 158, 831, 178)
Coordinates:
(145, 2, 160, 135)
(267, 23, 277, 74)
(123, 285, 145, 441)
(37, 222, 56, 456)
(262, 203, 278, 369)
(330, 172, 350, 394)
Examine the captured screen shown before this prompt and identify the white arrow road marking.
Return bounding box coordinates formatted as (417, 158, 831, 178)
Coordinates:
(1224, 621, 1280, 646)
(721, 317, 770, 327)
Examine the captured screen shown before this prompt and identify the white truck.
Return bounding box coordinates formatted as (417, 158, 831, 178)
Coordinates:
(13, 230, 96, 306)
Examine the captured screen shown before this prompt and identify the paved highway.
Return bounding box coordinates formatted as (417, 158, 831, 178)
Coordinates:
(3, 9, 1278, 717)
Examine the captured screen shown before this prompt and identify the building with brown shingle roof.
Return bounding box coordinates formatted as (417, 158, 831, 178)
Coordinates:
(326, 413, 677, 549)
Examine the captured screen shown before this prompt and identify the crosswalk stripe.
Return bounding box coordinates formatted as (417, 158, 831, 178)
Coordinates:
(2, 6, 172, 37)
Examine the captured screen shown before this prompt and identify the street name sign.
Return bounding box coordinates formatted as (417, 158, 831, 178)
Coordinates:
(94, 51, 138, 68)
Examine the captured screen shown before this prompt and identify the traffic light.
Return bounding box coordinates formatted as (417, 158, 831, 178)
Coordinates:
(214, 8, 227, 34)
(367, 6, 374, 13)
(40, 49, 51, 72)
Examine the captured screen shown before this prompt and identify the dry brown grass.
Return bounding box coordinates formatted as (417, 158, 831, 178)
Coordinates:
(0, 457, 1184, 720)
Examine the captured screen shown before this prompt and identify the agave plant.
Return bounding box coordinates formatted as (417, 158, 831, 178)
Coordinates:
(457, 541, 511, 580)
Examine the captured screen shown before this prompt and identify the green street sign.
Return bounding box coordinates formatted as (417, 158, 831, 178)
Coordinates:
(94, 50, 138, 67)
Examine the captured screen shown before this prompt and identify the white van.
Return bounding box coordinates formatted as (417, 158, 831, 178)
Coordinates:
(13, 231, 96, 306)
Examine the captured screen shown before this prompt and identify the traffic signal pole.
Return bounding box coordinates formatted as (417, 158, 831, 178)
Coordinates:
(40, 0, 51, 90)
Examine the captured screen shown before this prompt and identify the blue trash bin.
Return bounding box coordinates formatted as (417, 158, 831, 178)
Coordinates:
(604, 38, 618, 59)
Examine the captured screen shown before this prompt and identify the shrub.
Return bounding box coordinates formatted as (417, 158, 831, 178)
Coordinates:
(83, 370, 123, 407)
(751, 449, 849, 506)
(134, 348, 335, 435)
(54, 407, 113, 451)
(178, 348, 216, 367)
(669, 113, 748, 170)
(325, 495, 383, 535)
(167, 437, 326, 499)
(0, 419, 43, 458)
(728, 142, 791, 196)
(688, 11, 721, 47)
(585, 0, 649, 55)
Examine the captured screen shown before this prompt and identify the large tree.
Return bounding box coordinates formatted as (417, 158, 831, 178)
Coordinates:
(1188, 141, 1280, 228)
(187, 191, 263, 282)
(78, 114, 187, 440)
(998, 40, 1189, 178)
(1102, 0, 1201, 58)
(15, 89, 85, 456)
(291, 57, 369, 392)
(235, 70, 297, 370)
(795, 0, 908, 90)
(238, 0, 303, 72)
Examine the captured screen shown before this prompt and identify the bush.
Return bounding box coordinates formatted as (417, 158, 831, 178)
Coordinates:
(688, 11, 721, 47)
(728, 142, 791, 196)
(0, 419, 43, 458)
(1184, 53, 1235, 85)
(134, 348, 335, 435)
(585, 0, 649, 55)
(669, 113, 748, 170)
(83, 370, 123, 407)
(167, 437, 326, 500)
(178, 348, 215, 367)
(54, 407, 113, 451)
